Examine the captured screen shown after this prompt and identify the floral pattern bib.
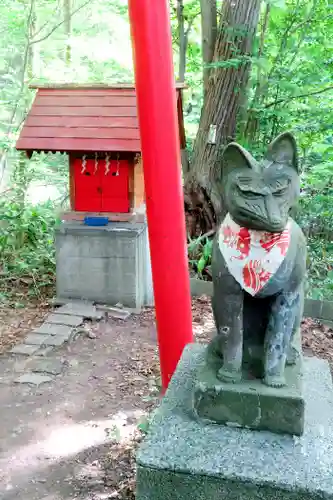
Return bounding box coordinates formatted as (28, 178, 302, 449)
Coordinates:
(218, 213, 291, 296)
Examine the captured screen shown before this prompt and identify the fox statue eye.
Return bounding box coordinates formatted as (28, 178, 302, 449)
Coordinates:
(274, 187, 288, 197)
(238, 188, 261, 200)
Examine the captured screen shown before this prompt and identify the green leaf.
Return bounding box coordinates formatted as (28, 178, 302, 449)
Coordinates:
(203, 239, 213, 260)
(197, 256, 207, 274)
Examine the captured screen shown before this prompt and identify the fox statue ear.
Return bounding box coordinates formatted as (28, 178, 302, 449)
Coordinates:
(265, 132, 299, 172)
(221, 142, 259, 177)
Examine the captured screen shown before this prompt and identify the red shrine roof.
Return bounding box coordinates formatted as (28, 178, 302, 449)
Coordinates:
(16, 83, 186, 154)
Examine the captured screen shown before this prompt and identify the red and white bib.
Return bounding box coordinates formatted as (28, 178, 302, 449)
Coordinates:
(218, 213, 291, 296)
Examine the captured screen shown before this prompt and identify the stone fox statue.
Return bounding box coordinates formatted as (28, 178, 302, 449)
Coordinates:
(210, 132, 306, 388)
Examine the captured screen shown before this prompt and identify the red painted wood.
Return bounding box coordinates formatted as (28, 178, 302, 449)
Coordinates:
(61, 211, 143, 222)
(74, 158, 101, 212)
(29, 105, 137, 117)
(101, 159, 130, 212)
(69, 156, 76, 210)
(36, 89, 138, 97)
(20, 127, 140, 140)
(129, 0, 193, 390)
(16, 137, 141, 152)
(16, 86, 184, 155)
(73, 158, 129, 213)
(25, 115, 139, 128)
(34, 95, 137, 107)
(38, 88, 137, 96)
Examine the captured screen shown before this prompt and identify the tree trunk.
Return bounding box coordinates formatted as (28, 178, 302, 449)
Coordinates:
(64, 0, 71, 66)
(200, 0, 217, 97)
(28, 2, 36, 79)
(16, 0, 36, 207)
(185, 0, 262, 237)
(177, 0, 186, 81)
(242, 3, 270, 145)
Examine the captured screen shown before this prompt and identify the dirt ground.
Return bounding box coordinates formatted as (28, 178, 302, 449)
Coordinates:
(0, 301, 50, 354)
(0, 306, 160, 500)
(0, 297, 332, 500)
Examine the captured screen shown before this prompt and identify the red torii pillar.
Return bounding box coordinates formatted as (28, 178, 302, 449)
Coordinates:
(128, 0, 193, 391)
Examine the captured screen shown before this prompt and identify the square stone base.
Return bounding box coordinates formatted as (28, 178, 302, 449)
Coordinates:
(193, 349, 304, 435)
(55, 221, 153, 308)
(136, 344, 333, 500)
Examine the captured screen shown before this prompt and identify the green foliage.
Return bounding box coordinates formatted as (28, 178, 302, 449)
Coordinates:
(0, 199, 58, 304)
(306, 237, 333, 300)
(297, 189, 333, 239)
(188, 235, 213, 279)
(240, 1, 333, 154)
(295, 190, 333, 299)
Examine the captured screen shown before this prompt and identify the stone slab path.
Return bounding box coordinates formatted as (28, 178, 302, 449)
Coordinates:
(0, 304, 159, 500)
(8, 302, 103, 386)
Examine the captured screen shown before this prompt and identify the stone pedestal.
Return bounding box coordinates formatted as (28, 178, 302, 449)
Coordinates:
(136, 344, 333, 500)
(55, 221, 153, 308)
(193, 347, 304, 435)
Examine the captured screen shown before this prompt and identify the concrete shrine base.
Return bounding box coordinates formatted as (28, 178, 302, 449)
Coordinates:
(136, 344, 333, 500)
(55, 221, 153, 309)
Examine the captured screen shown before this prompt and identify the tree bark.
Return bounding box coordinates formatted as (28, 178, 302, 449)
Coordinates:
(177, 0, 186, 81)
(242, 3, 270, 144)
(200, 0, 217, 97)
(176, 0, 199, 82)
(185, 0, 262, 232)
(64, 0, 71, 66)
(28, 2, 37, 79)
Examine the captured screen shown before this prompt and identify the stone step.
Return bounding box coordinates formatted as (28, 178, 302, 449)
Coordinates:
(55, 302, 103, 320)
(14, 373, 53, 386)
(10, 344, 40, 356)
(33, 323, 74, 337)
(45, 314, 83, 327)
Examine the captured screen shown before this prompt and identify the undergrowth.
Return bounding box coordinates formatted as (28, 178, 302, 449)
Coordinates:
(0, 199, 59, 306)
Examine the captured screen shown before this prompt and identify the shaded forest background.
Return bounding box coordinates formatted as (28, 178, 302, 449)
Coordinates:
(1, 0, 333, 306)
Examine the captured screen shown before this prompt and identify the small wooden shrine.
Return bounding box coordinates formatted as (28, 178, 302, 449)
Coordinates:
(16, 83, 186, 219)
(15, 83, 187, 308)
